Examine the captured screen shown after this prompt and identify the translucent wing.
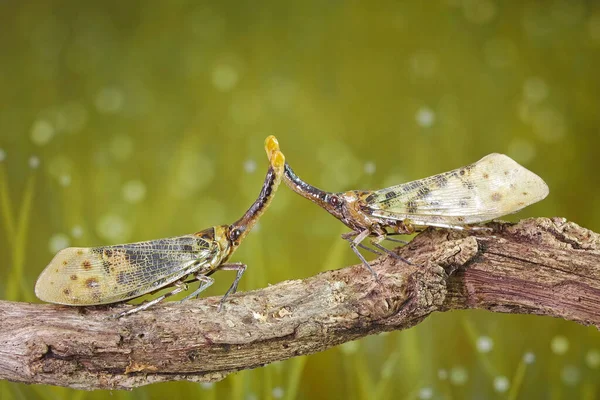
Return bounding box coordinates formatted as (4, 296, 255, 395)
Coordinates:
(363, 153, 549, 227)
(35, 233, 219, 305)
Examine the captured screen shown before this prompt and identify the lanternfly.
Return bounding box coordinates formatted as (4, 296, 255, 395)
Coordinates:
(35, 136, 285, 317)
(280, 150, 549, 276)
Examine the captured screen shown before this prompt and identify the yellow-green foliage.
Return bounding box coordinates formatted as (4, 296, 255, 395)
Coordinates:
(1, 1, 600, 399)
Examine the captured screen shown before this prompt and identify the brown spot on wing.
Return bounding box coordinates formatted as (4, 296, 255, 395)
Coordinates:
(483, 173, 489, 179)
(491, 193, 502, 202)
(63, 288, 70, 295)
(85, 277, 100, 288)
(70, 275, 78, 280)
(82, 260, 92, 270)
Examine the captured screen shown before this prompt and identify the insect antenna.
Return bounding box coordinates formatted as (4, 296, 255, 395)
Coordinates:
(228, 136, 285, 246)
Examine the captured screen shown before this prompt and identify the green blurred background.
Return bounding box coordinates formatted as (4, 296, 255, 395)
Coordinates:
(1, 0, 600, 399)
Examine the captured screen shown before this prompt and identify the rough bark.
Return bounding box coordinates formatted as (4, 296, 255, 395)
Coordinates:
(1, 217, 599, 390)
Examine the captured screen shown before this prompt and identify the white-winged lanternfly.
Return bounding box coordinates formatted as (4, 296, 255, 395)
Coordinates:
(281, 148, 549, 276)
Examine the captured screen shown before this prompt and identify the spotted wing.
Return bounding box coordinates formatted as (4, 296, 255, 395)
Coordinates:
(35, 234, 218, 306)
(363, 153, 549, 228)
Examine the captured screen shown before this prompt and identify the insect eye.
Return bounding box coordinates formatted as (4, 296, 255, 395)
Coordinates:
(230, 228, 241, 242)
(329, 196, 340, 206)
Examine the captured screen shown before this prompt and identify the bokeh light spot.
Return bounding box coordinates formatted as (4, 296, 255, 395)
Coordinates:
(174, 152, 215, 198)
(212, 64, 239, 91)
(418, 387, 433, 399)
(463, 0, 497, 25)
(339, 340, 360, 355)
(416, 107, 436, 128)
(56, 102, 88, 134)
(437, 369, 448, 380)
(450, 366, 468, 385)
(589, 13, 600, 42)
(585, 349, 600, 369)
(48, 233, 70, 253)
(59, 175, 72, 187)
(550, 335, 569, 355)
(523, 351, 536, 364)
(523, 77, 549, 103)
(71, 225, 84, 239)
(29, 156, 40, 169)
(484, 38, 517, 68)
(97, 214, 131, 243)
(561, 365, 581, 386)
(272, 387, 284, 399)
(409, 51, 438, 79)
(244, 159, 257, 174)
(532, 108, 566, 142)
(363, 161, 376, 175)
(122, 180, 147, 204)
(476, 336, 494, 353)
(493, 376, 510, 393)
(507, 138, 536, 164)
(95, 87, 124, 114)
(31, 119, 55, 146)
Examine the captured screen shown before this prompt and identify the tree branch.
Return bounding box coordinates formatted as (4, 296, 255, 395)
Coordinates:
(1, 217, 599, 390)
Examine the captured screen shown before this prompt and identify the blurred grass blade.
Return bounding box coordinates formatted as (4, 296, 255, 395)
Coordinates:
(0, 165, 16, 247)
(581, 381, 597, 400)
(394, 327, 422, 389)
(230, 369, 244, 400)
(283, 356, 308, 400)
(374, 348, 401, 399)
(6, 174, 35, 301)
(506, 355, 528, 400)
(263, 363, 274, 400)
(351, 349, 376, 400)
(461, 317, 499, 378)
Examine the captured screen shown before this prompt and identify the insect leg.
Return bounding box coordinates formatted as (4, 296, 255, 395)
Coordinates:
(216, 262, 247, 311)
(178, 275, 215, 303)
(384, 236, 409, 245)
(115, 281, 188, 318)
(342, 234, 382, 255)
(370, 236, 416, 266)
(345, 230, 378, 278)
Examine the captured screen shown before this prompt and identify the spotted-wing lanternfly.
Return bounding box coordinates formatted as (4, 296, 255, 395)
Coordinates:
(280, 149, 549, 276)
(35, 136, 285, 317)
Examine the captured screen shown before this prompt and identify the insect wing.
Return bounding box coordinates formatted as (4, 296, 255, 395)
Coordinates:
(35, 234, 218, 305)
(364, 153, 549, 227)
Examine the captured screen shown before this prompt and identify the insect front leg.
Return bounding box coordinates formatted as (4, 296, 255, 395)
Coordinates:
(216, 262, 247, 311)
(178, 274, 215, 303)
(342, 230, 379, 278)
(115, 280, 188, 318)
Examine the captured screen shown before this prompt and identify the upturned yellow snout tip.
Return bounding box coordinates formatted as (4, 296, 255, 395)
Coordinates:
(265, 135, 280, 155)
(271, 150, 284, 168)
